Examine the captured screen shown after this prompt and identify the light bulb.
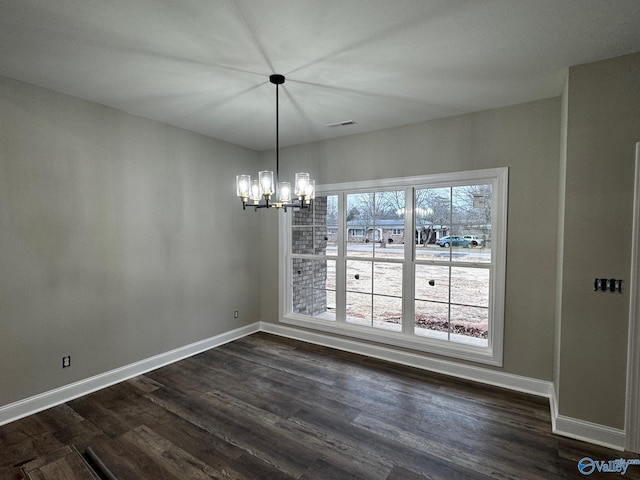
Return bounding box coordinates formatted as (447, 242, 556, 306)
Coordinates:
(250, 179, 261, 203)
(304, 179, 315, 198)
(258, 171, 274, 196)
(279, 182, 291, 203)
(295, 173, 310, 197)
(236, 175, 251, 198)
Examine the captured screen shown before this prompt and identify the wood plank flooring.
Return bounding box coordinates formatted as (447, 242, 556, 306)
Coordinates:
(0, 332, 638, 479)
(20, 446, 99, 480)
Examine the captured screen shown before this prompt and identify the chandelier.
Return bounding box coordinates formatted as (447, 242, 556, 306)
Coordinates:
(236, 74, 314, 211)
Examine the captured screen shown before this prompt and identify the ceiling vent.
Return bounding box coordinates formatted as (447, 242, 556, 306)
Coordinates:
(325, 120, 357, 128)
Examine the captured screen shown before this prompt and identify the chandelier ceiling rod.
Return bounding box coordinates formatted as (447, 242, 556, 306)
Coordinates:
(272, 73, 283, 190)
(235, 74, 314, 212)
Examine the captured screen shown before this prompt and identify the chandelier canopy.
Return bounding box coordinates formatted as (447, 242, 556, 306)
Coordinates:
(236, 74, 314, 211)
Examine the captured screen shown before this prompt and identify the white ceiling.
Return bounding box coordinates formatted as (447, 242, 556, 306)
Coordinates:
(0, 0, 639, 151)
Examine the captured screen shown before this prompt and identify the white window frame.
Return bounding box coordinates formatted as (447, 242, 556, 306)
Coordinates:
(279, 167, 508, 366)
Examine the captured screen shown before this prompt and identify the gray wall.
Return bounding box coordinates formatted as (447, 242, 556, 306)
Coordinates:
(557, 52, 640, 429)
(0, 75, 260, 407)
(3, 52, 637, 432)
(260, 97, 561, 382)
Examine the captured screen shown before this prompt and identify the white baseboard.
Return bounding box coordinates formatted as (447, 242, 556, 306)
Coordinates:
(0, 322, 260, 427)
(261, 321, 627, 451)
(554, 415, 625, 451)
(260, 322, 554, 397)
(548, 386, 624, 451)
(0, 320, 627, 451)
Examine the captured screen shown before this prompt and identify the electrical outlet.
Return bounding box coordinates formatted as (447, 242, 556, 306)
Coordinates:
(234, 310, 239, 319)
(62, 356, 71, 368)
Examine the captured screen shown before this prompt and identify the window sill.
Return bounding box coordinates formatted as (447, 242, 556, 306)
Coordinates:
(281, 313, 502, 366)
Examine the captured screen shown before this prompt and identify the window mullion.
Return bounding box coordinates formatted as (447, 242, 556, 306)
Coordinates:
(370, 193, 375, 327)
(448, 187, 453, 341)
(403, 187, 414, 335)
(335, 192, 347, 323)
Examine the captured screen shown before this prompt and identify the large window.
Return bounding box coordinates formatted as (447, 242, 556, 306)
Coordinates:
(280, 168, 507, 365)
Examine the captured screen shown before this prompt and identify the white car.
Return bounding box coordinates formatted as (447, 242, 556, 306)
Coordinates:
(463, 235, 484, 247)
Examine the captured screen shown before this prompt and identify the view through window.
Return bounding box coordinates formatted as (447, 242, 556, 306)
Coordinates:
(284, 169, 507, 365)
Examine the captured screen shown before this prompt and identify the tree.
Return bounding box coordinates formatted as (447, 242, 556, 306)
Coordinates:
(415, 188, 450, 244)
(377, 191, 405, 220)
(452, 184, 492, 239)
(345, 191, 403, 246)
(326, 195, 338, 225)
(346, 206, 359, 222)
(347, 193, 375, 241)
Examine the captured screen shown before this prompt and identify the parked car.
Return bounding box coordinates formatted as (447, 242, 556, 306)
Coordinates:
(463, 235, 484, 247)
(436, 236, 470, 248)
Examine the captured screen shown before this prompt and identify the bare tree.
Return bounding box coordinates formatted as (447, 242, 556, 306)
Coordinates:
(326, 195, 338, 225)
(452, 184, 492, 239)
(378, 191, 405, 219)
(347, 193, 375, 242)
(345, 191, 403, 246)
(415, 188, 450, 244)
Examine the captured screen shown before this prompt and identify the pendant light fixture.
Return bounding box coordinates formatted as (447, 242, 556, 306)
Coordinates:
(236, 74, 314, 211)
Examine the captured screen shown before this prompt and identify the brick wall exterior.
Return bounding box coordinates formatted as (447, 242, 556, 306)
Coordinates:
(292, 197, 327, 316)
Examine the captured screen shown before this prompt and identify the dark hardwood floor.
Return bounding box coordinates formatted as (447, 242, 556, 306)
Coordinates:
(0, 332, 637, 479)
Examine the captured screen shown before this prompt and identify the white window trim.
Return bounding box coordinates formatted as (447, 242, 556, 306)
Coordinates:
(279, 167, 508, 366)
